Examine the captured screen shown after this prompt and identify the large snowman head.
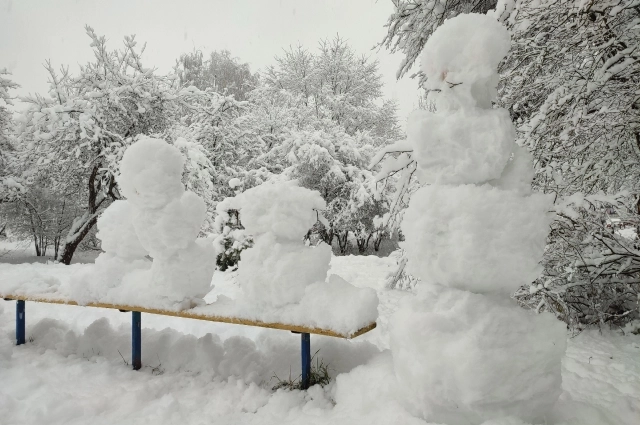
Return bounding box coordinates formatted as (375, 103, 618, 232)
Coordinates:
(420, 14, 511, 110)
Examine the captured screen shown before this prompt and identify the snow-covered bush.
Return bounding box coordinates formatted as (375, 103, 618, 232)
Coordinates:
(515, 194, 640, 330)
(497, 0, 640, 329)
(262, 126, 388, 254)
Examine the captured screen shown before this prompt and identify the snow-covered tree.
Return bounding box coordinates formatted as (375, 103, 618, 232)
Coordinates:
(499, 0, 640, 199)
(175, 49, 259, 100)
(0, 69, 18, 167)
(261, 125, 386, 253)
(15, 27, 231, 264)
(0, 70, 24, 203)
(1, 185, 81, 258)
(496, 0, 640, 328)
(264, 37, 403, 145)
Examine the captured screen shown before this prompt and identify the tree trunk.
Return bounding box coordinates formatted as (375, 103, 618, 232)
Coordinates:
(321, 227, 334, 246)
(58, 213, 99, 265)
(58, 163, 110, 265)
(33, 236, 41, 256)
(337, 231, 350, 255)
(356, 233, 372, 254)
(373, 231, 384, 252)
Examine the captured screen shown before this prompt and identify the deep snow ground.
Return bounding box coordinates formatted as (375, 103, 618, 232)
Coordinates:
(0, 255, 638, 425)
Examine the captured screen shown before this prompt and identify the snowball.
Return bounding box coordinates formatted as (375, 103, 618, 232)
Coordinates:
(390, 284, 566, 424)
(229, 181, 325, 240)
(488, 144, 535, 195)
(118, 137, 185, 210)
(96, 200, 147, 259)
(238, 233, 332, 307)
(228, 178, 242, 189)
(420, 14, 511, 107)
(146, 238, 215, 301)
(133, 191, 206, 260)
(64, 254, 151, 305)
(408, 108, 515, 185)
(401, 184, 552, 294)
(299, 275, 379, 333)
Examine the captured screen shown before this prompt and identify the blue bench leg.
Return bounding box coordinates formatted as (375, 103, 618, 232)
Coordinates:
(301, 332, 311, 390)
(16, 300, 25, 345)
(132, 311, 141, 370)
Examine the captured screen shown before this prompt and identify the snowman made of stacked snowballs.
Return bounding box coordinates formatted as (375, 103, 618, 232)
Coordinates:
(390, 14, 567, 425)
(87, 137, 215, 304)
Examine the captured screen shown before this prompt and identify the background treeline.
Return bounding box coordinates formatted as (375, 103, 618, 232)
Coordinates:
(0, 29, 403, 267)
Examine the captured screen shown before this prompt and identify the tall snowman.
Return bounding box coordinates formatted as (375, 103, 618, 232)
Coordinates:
(390, 14, 567, 425)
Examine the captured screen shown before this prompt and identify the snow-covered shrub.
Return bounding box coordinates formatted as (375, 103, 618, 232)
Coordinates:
(515, 194, 640, 330)
(212, 207, 253, 272)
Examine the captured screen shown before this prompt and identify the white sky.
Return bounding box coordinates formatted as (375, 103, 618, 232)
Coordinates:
(0, 0, 420, 126)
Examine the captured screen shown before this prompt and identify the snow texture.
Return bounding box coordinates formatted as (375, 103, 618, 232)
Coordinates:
(94, 200, 147, 259)
(238, 232, 332, 307)
(118, 137, 186, 210)
(402, 184, 552, 294)
(391, 284, 567, 425)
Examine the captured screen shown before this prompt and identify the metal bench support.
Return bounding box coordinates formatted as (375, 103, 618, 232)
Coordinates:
(132, 311, 141, 370)
(301, 332, 311, 390)
(16, 300, 25, 345)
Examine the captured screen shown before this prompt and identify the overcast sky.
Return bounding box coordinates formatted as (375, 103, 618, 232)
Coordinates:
(0, 0, 420, 125)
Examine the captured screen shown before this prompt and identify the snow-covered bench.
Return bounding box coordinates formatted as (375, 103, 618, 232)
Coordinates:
(2, 141, 379, 390)
(2, 292, 376, 389)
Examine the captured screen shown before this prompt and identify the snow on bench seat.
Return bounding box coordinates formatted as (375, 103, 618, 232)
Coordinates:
(0, 263, 378, 338)
(0, 293, 376, 339)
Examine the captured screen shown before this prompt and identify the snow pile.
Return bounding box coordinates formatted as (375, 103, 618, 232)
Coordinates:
(391, 285, 566, 424)
(391, 13, 566, 425)
(68, 137, 214, 305)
